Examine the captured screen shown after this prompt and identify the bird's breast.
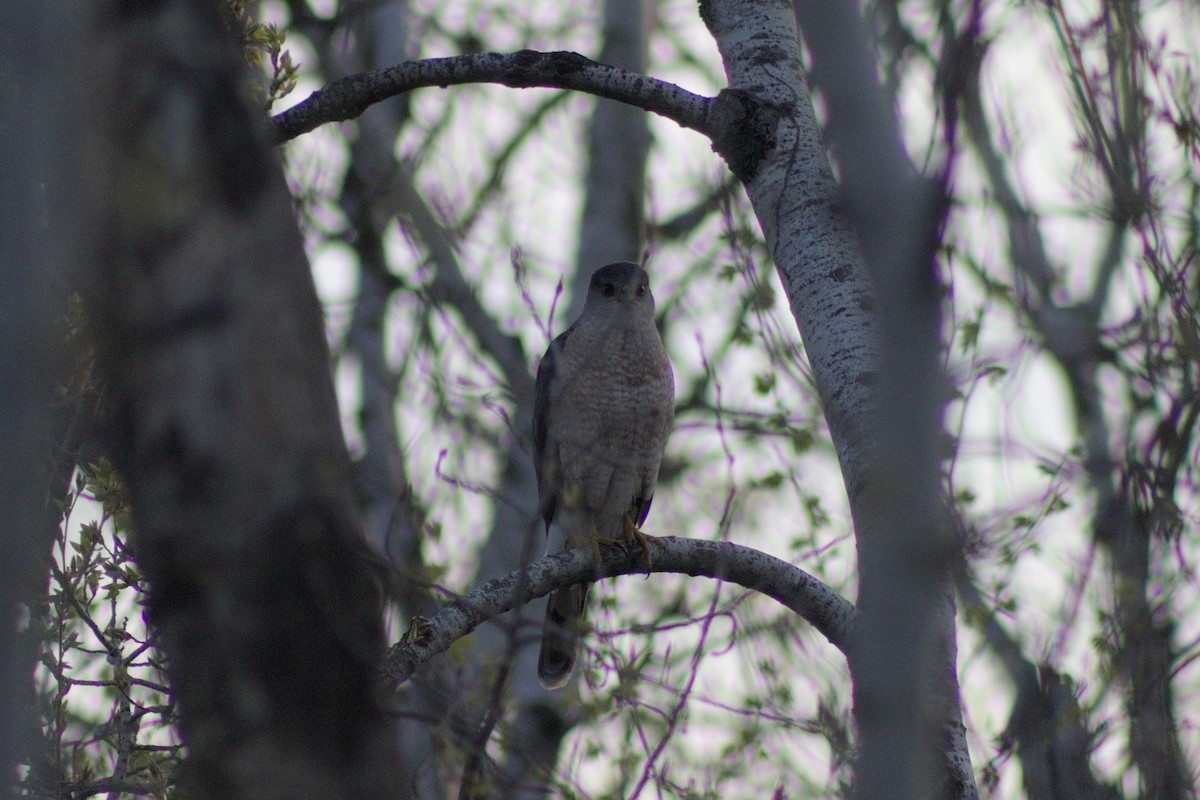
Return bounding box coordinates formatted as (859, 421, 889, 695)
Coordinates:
(550, 319, 674, 455)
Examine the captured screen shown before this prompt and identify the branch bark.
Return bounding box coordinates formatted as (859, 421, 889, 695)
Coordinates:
(384, 536, 857, 686)
(273, 50, 714, 144)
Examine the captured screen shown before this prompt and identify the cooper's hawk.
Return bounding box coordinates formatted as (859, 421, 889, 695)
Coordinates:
(533, 262, 674, 689)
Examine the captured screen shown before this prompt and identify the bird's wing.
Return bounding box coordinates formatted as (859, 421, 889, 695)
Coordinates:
(631, 494, 654, 528)
(535, 323, 588, 689)
(533, 324, 574, 531)
(630, 349, 674, 529)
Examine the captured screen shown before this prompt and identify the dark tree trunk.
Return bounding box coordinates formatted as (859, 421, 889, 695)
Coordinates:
(76, 3, 406, 798)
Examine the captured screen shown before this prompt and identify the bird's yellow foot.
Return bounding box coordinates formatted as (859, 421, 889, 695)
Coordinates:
(590, 518, 617, 576)
(589, 538, 605, 576)
(621, 513, 656, 569)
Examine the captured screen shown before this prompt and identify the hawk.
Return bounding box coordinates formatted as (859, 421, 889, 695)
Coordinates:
(533, 262, 675, 689)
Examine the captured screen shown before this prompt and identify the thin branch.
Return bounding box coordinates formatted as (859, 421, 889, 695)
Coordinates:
(383, 536, 857, 686)
(955, 566, 1118, 800)
(651, 177, 740, 242)
(388, 161, 537, 400)
(272, 50, 714, 144)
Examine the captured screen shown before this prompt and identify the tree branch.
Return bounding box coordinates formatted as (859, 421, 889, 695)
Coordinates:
(272, 50, 714, 144)
(383, 536, 857, 686)
(955, 566, 1118, 800)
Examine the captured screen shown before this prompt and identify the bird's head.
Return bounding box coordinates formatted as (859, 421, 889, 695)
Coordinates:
(583, 262, 656, 321)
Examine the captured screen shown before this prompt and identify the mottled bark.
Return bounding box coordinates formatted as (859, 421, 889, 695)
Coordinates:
(273, 49, 712, 145)
(78, 3, 404, 798)
(785, 1, 966, 797)
(700, 0, 970, 796)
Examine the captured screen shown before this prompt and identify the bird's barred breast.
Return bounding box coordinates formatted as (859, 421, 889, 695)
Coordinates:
(551, 320, 673, 462)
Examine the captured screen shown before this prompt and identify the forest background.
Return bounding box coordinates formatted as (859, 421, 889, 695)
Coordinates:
(1, 0, 1197, 798)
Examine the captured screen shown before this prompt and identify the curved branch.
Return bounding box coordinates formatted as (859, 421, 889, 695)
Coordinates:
(272, 50, 714, 144)
(384, 536, 857, 686)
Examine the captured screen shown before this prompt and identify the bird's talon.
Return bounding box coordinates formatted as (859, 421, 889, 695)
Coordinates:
(590, 540, 604, 576)
(589, 521, 618, 576)
(621, 514, 656, 570)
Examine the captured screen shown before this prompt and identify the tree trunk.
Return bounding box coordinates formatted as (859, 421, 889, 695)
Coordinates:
(0, 1, 81, 786)
(702, 0, 974, 796)
(78, 3, 405, 798)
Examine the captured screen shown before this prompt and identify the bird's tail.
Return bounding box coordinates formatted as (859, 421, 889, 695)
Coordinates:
(537, 583, 589, 689)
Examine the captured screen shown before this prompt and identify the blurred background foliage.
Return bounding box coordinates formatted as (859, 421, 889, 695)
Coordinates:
(23, 0, 1198, 797)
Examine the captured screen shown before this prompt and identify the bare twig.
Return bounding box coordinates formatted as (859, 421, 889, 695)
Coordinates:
(955, 564, 1118, 800)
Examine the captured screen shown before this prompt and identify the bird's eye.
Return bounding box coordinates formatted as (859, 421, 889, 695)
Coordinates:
(636, 283, 647, 297)
(601, 283, 616, 297)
